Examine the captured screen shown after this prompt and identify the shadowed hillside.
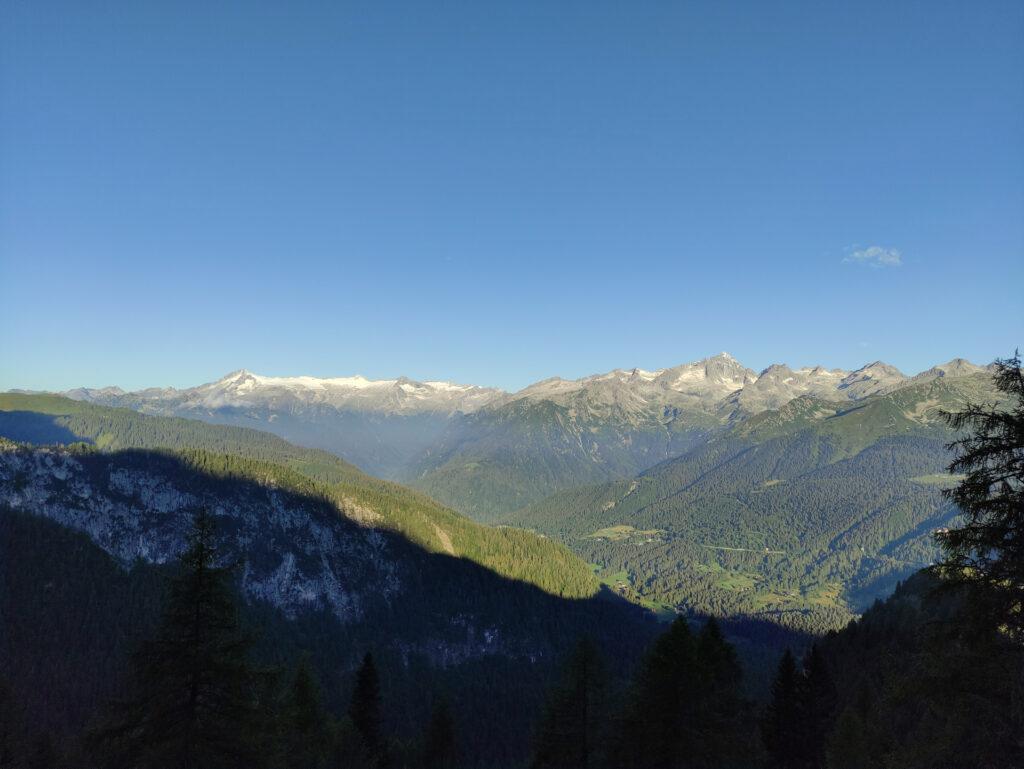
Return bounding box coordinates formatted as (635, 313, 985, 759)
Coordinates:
(0, 443, 656, 768)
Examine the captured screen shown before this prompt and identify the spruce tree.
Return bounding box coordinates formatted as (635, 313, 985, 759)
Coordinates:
(530, 638, 609, 769)
(696, 618, 741, 690)
(693, 618, 752, 769)
(761, 649, 811, 769)
(938, 351, 1024, 640)
(825, 707, 874, 769)
(619, 618, 698, 769)
(348, 652, 388, 768)
(802, 644, 836, 767)
(90, 508, 265, 769)
(284, 656, 329, 769)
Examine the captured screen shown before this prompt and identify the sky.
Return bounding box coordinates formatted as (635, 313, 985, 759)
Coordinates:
(2, 1, 1022, 393)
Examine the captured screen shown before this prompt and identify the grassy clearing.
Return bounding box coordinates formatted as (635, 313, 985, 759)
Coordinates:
(716, 571, 759, 591)
(909, 473, 964, 487)
(586, 524, 665, 541)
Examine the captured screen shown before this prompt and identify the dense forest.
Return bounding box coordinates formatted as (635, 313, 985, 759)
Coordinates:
(3, 511, 1020, 768)
(1, 358, 1021, 767)
(509, 374, 1001, 635)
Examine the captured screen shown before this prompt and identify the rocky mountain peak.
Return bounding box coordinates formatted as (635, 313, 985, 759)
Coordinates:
(757, 363, 795, 378)
(837, 361, 907, 399)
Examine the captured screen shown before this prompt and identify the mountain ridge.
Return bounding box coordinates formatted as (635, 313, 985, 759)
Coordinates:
(504, 371, 1005, 632)
(55, 353, 992, 415)
(47, 353, 995, 518)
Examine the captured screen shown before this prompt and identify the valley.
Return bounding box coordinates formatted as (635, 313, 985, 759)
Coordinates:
(56, 354, 999, 633)
(0, 396, 655, 767)
(1, 358, 1016, 767)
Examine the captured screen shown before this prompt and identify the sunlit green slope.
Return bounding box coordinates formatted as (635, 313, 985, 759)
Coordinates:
(0, 393, 599, 599)
(506, 373, 1001, 630)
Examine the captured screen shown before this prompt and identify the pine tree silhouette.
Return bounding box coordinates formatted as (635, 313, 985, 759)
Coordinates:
(89, 508, 265, 769)
(530, 638, 609, 769)
(284, 656, 329, 769)
(761, 649, 811, 769)
(348, 652, 389, 768)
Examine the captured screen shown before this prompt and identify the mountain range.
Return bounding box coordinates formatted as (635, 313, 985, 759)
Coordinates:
(60, 354, 993, 519)
(508, 370, 1003, 631)
(0, 353, 1008, 762)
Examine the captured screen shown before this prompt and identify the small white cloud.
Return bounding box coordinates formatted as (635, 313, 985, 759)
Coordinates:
(843, 245, 902, 268)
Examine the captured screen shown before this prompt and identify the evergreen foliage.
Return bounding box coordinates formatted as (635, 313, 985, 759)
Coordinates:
(937, 351, 1024, 640)
(0, 455, 654, 768)
(800, 644, 835, 767)
(613, 618, 755, 769)
(509, 373, 1002, 634)
(346, 653, 393, 767)
(281, 657, 330, 769)
(88, 509, 267, 769)
(530, 639, 610, 769)
(816, 572, 1024, 768)
(761, 650, 807, 769)
(691, 618, 753, 768)
(760, 644, 835, 769)
(9, 370, 1024, 768)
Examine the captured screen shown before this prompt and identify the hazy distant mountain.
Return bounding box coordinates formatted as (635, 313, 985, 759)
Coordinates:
(59, 354, 993, 518)
(63, 370, 503, 478)
(82, 368, 501, 415)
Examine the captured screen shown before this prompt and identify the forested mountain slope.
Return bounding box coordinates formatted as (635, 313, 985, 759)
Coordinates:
(507, 373, 1001, 633)
(0, 441, 654, 767)
(410, 356, 992, 520)
(408, 392, 717, 521)
(0, 393, 593, 597)
(813, 572, 1023, 767)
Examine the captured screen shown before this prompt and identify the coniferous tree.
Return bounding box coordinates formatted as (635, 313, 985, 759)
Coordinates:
(802, 644, 836, 767)
(825, 707, 874, 769)
(348, 653, 388, 768)
(530, 638, 609, 769)
(938, 351, 1024, 640)
(692, 619, 753, 769)
(89, 508, 265, 769)
(761, 649, 811, 769)
(283, 656, 330, 769)
(618, 618, 698, 769)
(421, 700, 457, 769)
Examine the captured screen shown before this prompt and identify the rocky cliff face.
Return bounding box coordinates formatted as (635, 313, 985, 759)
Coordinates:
(0, 441, 655, 769)
(0, 444, 398, 622)
(0, 440, 651, 674)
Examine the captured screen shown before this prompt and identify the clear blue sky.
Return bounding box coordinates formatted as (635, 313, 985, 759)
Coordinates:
(2, 1, 1022, 392)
